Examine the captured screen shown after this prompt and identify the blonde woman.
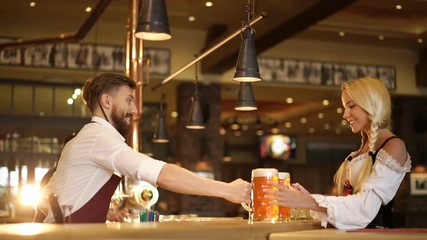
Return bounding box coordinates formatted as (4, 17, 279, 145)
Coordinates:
(265, 77, 411, 229)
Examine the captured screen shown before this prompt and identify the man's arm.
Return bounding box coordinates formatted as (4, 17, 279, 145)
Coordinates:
(156, 164, 251, 204)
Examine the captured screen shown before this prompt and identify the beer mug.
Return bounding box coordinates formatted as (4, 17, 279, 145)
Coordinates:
(278, 172, 291, 222)
(241, 168, 279, 222)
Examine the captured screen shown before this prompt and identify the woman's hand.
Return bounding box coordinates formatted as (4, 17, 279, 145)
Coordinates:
(264, 182, 313, 209)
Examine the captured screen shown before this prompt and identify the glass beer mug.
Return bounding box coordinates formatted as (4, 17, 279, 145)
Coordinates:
(278, 172, 291, 222)
(241, 168, 279, 222)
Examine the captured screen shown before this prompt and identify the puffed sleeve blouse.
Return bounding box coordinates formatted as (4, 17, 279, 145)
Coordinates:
(310, 149, 411, 229)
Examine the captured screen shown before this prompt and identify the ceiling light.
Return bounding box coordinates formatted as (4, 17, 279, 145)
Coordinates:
(219, 127, 227, 135)
(378, 35, 385, 40)
(67, 98, 73, 105)
(339, 31, 345, 37)
(188, 16, 196, 22)
(300, 118, 307, 124)
(85, 7, 92, 13)
(135, 0, 172, 41)
(284, 122, 291, 128)
(309, 128, 315, 134)
(171, 111, 178, 118)
(286, 97, 293, 104)
(256, 129, 264, 136)
(205, 1, 213, 7)
(186, 58, 205, 129)
(74, 88, 81, 95)
(341, 120, 347, 126)
(336, 107, 343, 114)
(395, 5, 402, 10)
(29, 2, 36, 7)
(241, 124, 249, 131)
(418, 38, 423, 44)
(235, 82, 257, 111)
(317, 113, 324, 119)
(322, 99, 329, 106)
(72, 94, 78, 100)
(324, 124, 330, 130)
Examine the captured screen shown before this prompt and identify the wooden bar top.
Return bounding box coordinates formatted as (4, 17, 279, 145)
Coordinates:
(0, 218, 321, 240)
(269, 228, 427, 240)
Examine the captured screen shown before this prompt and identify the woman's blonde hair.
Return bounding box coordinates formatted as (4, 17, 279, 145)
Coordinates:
(334, 77, 392, 195)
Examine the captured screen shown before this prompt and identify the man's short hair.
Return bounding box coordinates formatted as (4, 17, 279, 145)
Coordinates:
(82, 73, 136, 113)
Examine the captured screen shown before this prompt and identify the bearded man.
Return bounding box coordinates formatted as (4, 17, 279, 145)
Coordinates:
(42, 73, 250, 223)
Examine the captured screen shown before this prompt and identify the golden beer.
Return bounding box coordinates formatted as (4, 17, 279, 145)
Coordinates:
(251, 168, 279, 221)
(278, 172, 291, 221)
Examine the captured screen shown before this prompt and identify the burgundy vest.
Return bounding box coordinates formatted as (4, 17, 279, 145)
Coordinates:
(65, 174, 121, 223)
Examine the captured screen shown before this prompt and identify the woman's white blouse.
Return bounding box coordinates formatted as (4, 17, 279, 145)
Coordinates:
(311, 149, 411, 229)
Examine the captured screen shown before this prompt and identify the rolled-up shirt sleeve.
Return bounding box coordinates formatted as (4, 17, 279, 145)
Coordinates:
(90, 128, 166, 186)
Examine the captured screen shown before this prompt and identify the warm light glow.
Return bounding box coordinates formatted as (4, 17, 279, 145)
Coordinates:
(418, 38, 423, 44)
(324, 123, 330, 130)
(153, 138, 170, 143)
(188, 16, 196, 22)
(171, 111, 178, 118)
(67, 98, 74, 105)
(336, 107, 343, 114)
(29, 2, 36, 7)
(256, 129, 264, 136)
(241, 125, 249, 131)
(20, 184, 40, 208)
(317, 113, 324, 119)
(230, 123, 240, 130)
(395, 4, 402, 10)
(335, 128, 342, 134)
(271, 127, 280, 134)
(85, 7, 92, 13)
(284, 122, 291, 128)
(235, 105, 257, 111)
(219, 127, 227, 135)
(135, 32, 172, 41)
(339, 31, 345, 37)
(234, 131, 242, 136)
(7, 223, 50, 236)
(232, 76, 261, 83)
(300, 117, 307, 124)
(186, 125, 205, 129)
(378, 35, 384, 40)
(322, 99, 329, 106)
(74, 88, 82, 95)
(205, 1, 213, 7)
(309, 127, 315, 133)
(286, 98, 293, 104)
(72, 94, 78, 99)
(341, 120, 347, 126)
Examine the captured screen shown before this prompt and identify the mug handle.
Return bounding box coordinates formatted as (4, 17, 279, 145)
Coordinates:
(241, 202, 252, 212)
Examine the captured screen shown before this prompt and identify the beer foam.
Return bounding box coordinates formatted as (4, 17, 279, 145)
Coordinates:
(278, 172, 290, 179)
(252, 168, 278, 177)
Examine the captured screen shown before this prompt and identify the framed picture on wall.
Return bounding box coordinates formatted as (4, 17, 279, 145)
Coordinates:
(410, 173, 427, 195)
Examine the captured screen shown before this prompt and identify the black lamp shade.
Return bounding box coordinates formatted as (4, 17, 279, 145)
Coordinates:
(232, 28, 261, 82)
(153, 112, 169, 143)
(186, 93, 205, 129)
(235, 82, 257, 111)
(135, 0, 172, 41)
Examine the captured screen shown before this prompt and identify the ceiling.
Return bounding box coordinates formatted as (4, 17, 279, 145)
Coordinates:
(0, 0, 426, 137)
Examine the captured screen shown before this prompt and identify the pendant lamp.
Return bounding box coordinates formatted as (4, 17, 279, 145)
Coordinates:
(153, 87, 169, 143)
(135, 0, 172, 41)
(186, 56, 205, 129)
(235, 82, 257, 111)
(232, 0, 261, 82)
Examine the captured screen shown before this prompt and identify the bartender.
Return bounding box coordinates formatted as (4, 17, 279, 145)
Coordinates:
(42, 73, 251, 223)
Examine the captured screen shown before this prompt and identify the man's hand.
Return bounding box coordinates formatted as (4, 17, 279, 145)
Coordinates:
(107, 207, 129, 222)
(223, 179, 251, 204)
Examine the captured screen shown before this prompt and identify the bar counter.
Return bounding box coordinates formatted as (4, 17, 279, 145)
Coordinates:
(0, 218, 321, 240)
(269, 228, 427, 240)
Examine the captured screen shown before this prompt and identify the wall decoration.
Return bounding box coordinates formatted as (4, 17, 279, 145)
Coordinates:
(258, 57, 396, 90)
(410, 173, 427, 195)
(0, 38, 170, 76)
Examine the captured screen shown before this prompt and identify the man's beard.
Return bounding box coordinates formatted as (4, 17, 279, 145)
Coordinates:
(111, 105, 132, 137)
